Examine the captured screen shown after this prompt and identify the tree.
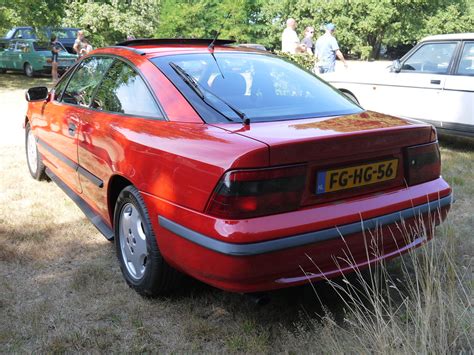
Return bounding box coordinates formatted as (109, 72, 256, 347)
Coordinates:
(155, 0, 265, 44)
(63, 0, 161, 47)
(422, 2, 474, 37)
(0, 0, 67, 38)
(1, 0, 472, 58)
(260, 0, 474, 59)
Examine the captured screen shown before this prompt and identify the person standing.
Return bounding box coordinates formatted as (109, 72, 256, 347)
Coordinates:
(315, 23, 348, 73)
(50, 35, 61, 83)
(80, 38, 93, 56)
(301, 26, 315, 54)
(281, 18, 299, 54)
(73, 30, 85, 57)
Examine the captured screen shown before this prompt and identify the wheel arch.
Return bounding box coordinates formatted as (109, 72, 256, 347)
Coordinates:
(107, 174, 133, 224)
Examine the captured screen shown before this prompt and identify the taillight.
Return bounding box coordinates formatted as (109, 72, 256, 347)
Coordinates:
(405, 141, 441, 186)
(205, 165, 307, 219)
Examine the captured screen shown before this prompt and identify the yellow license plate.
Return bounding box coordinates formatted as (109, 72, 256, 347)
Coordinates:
(316, 159, 398, 194)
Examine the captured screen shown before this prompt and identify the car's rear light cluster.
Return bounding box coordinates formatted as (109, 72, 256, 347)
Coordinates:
(405, 141, 441, 186)
(206, 165, 307, 219)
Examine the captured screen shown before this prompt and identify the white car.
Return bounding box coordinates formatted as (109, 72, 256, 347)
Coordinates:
(324, 33, 474, 138)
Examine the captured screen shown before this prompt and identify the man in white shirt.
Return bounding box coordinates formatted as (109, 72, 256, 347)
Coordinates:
(281, 18, 299, 54)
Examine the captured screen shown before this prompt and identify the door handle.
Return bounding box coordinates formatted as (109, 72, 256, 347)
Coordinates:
(430, 79, 441, 85)
(68, 122, 76, 136)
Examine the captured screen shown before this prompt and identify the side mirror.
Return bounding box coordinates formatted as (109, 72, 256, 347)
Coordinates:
(26, 86, 49, 101)
(391, 59, 402, 73)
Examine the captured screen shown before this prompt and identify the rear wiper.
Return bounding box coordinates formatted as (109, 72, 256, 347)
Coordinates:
(169, 62, 250, 125)
(169, 62, 205, 99)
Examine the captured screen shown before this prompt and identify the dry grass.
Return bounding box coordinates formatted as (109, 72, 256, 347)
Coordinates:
(0, 128, 343, 353)
(292, 217, 472, 353)
(0, 74, 472, 352)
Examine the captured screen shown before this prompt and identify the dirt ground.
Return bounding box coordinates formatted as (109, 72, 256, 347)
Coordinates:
(0, 74, 51, 146)
(0, 70, 472, 352)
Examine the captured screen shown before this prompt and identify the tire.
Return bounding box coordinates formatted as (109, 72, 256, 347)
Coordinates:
(343, 91, 359, 105)
(0, 68, 6, 74)
(114, 185, 181, 296)
(24, 62, 34, 77)
(25, 122, 46, 180)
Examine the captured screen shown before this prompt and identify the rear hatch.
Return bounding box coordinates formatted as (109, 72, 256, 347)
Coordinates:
(213, 111, 434, 206)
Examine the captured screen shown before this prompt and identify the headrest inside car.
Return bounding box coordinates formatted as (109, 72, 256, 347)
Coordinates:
(210, 73, 247, 96)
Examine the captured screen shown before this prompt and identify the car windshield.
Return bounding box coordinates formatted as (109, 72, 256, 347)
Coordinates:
(153, 53, 362, 123)
(52, 29, 78, 39)
(5, 29, 15, 38)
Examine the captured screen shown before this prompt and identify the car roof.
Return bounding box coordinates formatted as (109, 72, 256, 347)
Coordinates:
(109, 38, 267, 57)
(421, 33, 474, 42)
(12, 26, 80, 30)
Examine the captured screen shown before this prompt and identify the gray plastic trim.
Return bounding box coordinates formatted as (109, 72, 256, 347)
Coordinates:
(159, 194, 452, 256)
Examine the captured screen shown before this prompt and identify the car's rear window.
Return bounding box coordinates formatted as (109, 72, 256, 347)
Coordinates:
(152, 52, 362, 123)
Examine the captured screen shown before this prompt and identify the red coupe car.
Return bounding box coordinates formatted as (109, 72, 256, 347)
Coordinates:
(25, 39, 452, 296)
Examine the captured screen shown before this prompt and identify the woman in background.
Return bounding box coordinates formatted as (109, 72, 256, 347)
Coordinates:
(301, 26, 315, 54)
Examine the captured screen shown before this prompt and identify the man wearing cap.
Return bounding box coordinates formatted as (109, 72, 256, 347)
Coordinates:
(315, 23, 348, 73)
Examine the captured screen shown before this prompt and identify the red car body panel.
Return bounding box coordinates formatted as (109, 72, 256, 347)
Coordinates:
(26, 43, 452, 293)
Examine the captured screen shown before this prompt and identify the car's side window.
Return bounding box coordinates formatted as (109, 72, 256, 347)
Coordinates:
(91, 60, 162, 118)
(16, 42, 25, 52)
(61, 56, 114, 107)
(19, 42, 29, 53)
(457, 42, 474, 76)
(53, 66, 77, 101)
(12, 41, 22, 52)
(402, 42, 457, 74)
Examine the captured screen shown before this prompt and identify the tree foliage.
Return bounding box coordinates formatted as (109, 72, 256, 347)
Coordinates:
(0, 0, 67, 37)
(275, 50, 315, 72)
(0, 0, 473, 59)
(155, 0, 265, 43)
(63, 0, 160, 47)
(258, 0, 474, 59)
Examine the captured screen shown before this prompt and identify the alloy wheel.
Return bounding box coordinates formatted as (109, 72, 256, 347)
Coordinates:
(27, 129, 38, 175)
(119, 202, 148, 280)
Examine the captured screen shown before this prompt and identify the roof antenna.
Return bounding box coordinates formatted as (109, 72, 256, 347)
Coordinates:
(208, 13, 231, 79)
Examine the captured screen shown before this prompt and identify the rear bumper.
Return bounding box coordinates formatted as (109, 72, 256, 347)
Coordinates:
(143, 178, 452, 293)
(159, 194, 451, 256)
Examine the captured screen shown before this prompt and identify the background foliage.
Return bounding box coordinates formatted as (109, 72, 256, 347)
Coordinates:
(0, 0, 473, 59)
